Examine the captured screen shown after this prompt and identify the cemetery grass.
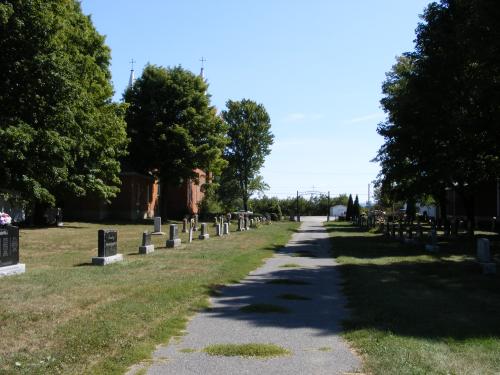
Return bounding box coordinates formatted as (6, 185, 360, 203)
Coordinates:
(326, 221, 500, 375)
(0, 221, 298, 375)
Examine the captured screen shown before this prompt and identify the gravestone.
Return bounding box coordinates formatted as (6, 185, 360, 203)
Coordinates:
(139, 231, 154, 254)
(223, 222, 229, 235)
(166, 224, 181, 248)
(452, 218, 459, 237)
(245, 217, 250, 230)
(407, 225, 413, 239)
(152, 217, 165, 235)
(0, 225, 25, 277)
(238, 217, 244, 231)
(189, 227, 193, 243)
(92, 229, 123, 265)
(193, 214, 199, 231)
(477, 238, 491, 263)
(425, 228, 439, 252)
(477, 238, 496, 274)
(214, 217, 219, 226)
(215, 223, 222, 237)
(199, 223, 209, 240)
(56, 208, 64, 227)
(417, 224, 424, 240)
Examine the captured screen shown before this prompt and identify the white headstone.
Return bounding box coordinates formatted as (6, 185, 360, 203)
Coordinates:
(223, 223, 229, 235)
(152, 217, 165, 235)
(477, 238, 491, 263)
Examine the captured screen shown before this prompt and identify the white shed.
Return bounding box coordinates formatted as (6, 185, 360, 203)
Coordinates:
(330, 205, 347, 218)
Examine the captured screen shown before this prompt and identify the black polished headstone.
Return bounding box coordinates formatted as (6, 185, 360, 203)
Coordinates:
(98, 229, 118, 257)
(142, 231, 151, 246)
(0, 225, 19, 267)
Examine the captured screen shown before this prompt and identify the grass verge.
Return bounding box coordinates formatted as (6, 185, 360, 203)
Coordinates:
(325, 221, 500, 375)
(279, 263, 301, 268)
(0, 220, 298, 374)
(203, 343, 290, 358)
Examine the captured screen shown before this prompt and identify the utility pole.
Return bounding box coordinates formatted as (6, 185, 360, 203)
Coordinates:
(296, 190, 300, 222)
(327, 191, 330, 222)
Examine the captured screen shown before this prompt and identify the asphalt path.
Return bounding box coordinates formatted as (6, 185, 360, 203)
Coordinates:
(131, 216, 361, 375)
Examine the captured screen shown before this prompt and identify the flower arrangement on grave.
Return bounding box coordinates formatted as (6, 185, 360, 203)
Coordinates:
(0, 212, 12, 226)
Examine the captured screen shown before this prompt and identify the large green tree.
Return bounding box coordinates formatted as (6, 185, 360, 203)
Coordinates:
(124, 65, 227, 217)
(375, 0, 500, 232)
(221, 99, 274, 211)
(0, 0, 128, 220)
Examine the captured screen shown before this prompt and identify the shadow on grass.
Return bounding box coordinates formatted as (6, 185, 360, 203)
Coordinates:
(74, 262, 93, 267)
(326, 223, 500, 341)
(200, 221, 500, 341)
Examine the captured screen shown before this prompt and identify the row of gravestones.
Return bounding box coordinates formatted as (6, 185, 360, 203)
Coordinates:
(91, 215, 270, 266)
(0, 215, 270, 276)
(383, 221, 496, 275)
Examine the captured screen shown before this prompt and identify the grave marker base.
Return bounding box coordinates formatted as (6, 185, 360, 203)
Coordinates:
(0, 263, 25, 277)
(198, 234, 209, 240)
(166, 239, 181, 248)
(92, 254, 123, 266)
(480, 262, 496, 275)
(151, 231, 165, 236)
(425, 244, 439, 252)
(139, 245, 155, 254)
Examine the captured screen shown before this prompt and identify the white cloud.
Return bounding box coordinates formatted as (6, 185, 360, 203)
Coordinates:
(345, 112, 384, 124)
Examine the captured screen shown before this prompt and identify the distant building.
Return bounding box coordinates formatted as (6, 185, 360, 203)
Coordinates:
(330, 205, 347, 218)
(63, 169, 206, 221)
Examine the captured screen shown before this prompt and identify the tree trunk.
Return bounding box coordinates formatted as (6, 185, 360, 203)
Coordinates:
(437, 192, 448, 231)
(461, 193, 475, 237)
(33, 201, 49, 226)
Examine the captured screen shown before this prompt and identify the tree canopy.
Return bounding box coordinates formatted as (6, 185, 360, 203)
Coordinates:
(0, 0, 128, 212)
(220, 99, 274, 211)
(124, 64, 227, 216)
(375, 0, 500, 228)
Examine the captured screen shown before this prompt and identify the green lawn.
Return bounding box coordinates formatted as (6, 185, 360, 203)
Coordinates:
(326, 221, 500, 375)
(0, 220, 298, 375)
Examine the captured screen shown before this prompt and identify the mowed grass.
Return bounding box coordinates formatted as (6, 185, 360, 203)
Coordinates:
(203, 343, 290, 357)
(325, 221, 500, 375)
(0, 220, 298, 375)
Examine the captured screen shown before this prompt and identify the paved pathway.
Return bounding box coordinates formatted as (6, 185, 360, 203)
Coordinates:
(136, 216, 361, 375)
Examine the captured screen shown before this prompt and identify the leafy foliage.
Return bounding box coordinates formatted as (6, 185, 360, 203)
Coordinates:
(346, 194, 354, 220)
(375, 0, 500, 228)
(0, 0, 128, 209)
(220, 99, 274, 211)
(124, 65, 227, 185)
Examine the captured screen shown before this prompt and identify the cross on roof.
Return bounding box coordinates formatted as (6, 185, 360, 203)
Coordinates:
(200, 57, 207, 68)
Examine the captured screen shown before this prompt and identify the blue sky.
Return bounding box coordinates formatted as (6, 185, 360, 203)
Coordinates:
(81, 0, 432, 203)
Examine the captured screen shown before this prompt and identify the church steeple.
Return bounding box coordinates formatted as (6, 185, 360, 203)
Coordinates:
(199, 57, 206, 79)
(128, 58, 136, 87)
